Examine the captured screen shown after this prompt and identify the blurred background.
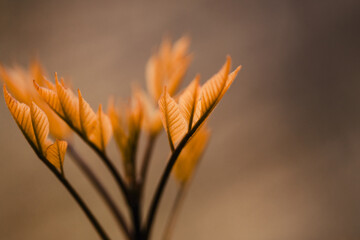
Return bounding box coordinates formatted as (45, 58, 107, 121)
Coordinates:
(1, 0, 360, 239)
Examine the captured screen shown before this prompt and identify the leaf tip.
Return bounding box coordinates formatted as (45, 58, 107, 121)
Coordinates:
(33, 79, 40, 90)
(60, 78, 66, 87)
(55, 75, 60, 87)
(232, 65, 242, 76)
(226, 55, 232, 63)
(77, 88, 82, 99)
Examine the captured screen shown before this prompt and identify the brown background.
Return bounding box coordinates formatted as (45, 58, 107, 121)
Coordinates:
(1, 0, 360, 239)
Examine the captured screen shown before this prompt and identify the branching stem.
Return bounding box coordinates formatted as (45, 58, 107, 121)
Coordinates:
(38, 155, 109, 240)
(58, 119, 131, 205)
(143, 110, 209, 239)
(139, 134, 157, 196)
(67, 144, 131, 238)
(143, 130, 193, 238)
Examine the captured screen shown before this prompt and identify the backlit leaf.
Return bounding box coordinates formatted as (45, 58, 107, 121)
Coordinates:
(158, 87, 187, 151)
(33, 80, 64, 117)
(55, 76, 80, 129)
(4, 85, 68, 172)
(46, 139, 67, 173)
(173, 126, 210, 183)
(3, 85, 37, 150)
(89, 105, 112, 151)
(1, 65, 31, 104)
(221, 65, 242, 99)
(136, 89, 163, 134)
(108, 98, 127, 153)
(30, 102, 51, 153)
(196, 57, 241, 126)
(146, 37, 191, 102)
(78, 89, 97, 136)
(179, 75, 201, 129)
(146, 55, 163, 101)
(200, 57, 231, 117)
(166, 56, 191, 97)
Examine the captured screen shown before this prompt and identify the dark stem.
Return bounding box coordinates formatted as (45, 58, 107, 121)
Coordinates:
(130, 127, 141, 189)
(59, 119, 131, 205)
(162, 133, 209, 240)
(84, 131, 129, 201)
(143, 113, 208, 239)
(67, 144, 131, 238)
(126, 129, 143, 239)
(132, 133, 158, 240)
(39, 155, 110, 240)
(139, 134, 157, 196)
(129, 189, 142, 240)
(162, 183, 188, 240)
(38, 91, 131, 206)
(143, 130, 192, 238)
(65, 122, 147, 240)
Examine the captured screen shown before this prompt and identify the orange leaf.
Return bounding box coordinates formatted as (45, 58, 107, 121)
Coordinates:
(46, 139, 67, 173)
(158, 87, 187, 151)
(89, 105, 112, 151)
(179, 75, 201, 129)
(173, 126, 210, 183)
(78, 89, 97, 136)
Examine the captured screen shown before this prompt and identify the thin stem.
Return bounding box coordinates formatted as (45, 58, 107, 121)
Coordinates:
(38, 90, 131, 205)
(143, 130, 192, 238)
(39, 155, 109, 240)
(67, 144, 131, 238)
(59, 119, 131, 205)
(130, 127, 141, 189)
(130, 133, 158, 240)
(129, 189, 142, 240)
(143, 114, 207, 239)
(162, 183, 188, 240)
(92, 142, 130, 203)
(65, 122, 146, 240)
(139, 134, 157, 195)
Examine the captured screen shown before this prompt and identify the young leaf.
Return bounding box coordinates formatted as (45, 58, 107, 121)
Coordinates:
(136, 89, 163, 134)
(146, 37, 192, 102)
(30, 60, 46, 86)
(196, 57, 241, 126)
(1, 65, 71, 140)
(166, 55, 192, 97)
(200, 57, 231, 117)
(78, 89, 97, 136)
(35, 74, 113, 151)
(3, 85, 37, 150)
(179, 75, 201, 130)
(55, 76, 80, 129)
(46, 139, 67, 173)
(108, 98, 127, 153)
(146, 55, 163, 101)
(108, 96, 142, 183)
(88, 105, 112, 151)
(30, 102, 51, 153)
(33, 80, 64, 116)
(172, 36, 190, 61)
(158, 87, 187, 151)
(0, 65, 30, 104)
(220, 65, 242, 99)
(173, 126, 210, 183)
(4, 85, 68, 172)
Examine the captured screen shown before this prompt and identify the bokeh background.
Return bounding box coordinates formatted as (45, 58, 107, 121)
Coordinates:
(1, 0, 360, 239)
